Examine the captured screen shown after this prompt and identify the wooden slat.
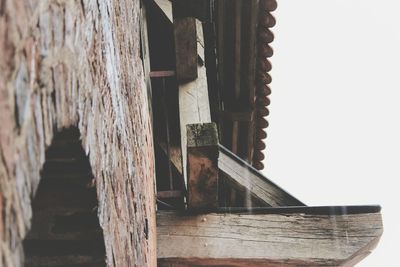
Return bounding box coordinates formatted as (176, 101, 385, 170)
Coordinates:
(178, 19, 212, 187)
(157, 208, 383, 266)
(218, 144, 304, 206)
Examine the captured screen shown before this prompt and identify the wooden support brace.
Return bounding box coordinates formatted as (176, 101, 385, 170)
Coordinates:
(218, 144, 304, 207)
(187, 123, 219, 210)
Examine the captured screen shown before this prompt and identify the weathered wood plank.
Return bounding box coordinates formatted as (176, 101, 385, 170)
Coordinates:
(173, 17, 198, 82)
(178, 19, 212, 187)
(219, 144, 304, 206)
(157, 208, 383, 266)
(187, 123, 219, 210)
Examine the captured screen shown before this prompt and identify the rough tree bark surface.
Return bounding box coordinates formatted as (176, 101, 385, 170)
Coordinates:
(0, 0, 156, 266)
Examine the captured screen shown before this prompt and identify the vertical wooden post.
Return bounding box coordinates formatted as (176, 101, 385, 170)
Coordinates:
(173, 17, 198, 82)
(187, 123, 219, 210)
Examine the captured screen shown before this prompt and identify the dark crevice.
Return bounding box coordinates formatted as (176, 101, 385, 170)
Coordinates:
(23, 127, 106, 267)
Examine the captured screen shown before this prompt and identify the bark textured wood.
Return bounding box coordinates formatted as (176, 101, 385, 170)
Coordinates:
(0, 1, 156, 266)
(157, 211, 383, 266)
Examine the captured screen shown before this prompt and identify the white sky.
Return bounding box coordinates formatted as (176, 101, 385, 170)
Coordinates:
(263, 1, 400, 266)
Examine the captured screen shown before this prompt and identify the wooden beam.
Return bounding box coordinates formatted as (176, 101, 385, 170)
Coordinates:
(173, 17, 198, 82)
(140, 3, 153, 119)
(187, 123, 219, 210)
(156, 143, 302, 207)
(157, 207, 383, 266)
(178, 19, 212, 187)
(218, 144, 304, 207)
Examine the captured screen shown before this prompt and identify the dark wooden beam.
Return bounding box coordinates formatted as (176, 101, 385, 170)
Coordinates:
(157, 207, 383, 266)
(173, 17, 198, 82)
(186, 123, 219, 210)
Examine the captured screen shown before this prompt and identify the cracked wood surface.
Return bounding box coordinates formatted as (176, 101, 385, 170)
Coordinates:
(157, 210, 383, 266)
(0, 0, 156, 266)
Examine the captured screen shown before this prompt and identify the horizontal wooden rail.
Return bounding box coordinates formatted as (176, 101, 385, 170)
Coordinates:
(157, 206, 383, 266)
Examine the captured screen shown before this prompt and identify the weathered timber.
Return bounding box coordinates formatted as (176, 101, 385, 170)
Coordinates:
(157, 142, 301, 207)
(157, 208, 383, 266)
(173, 17, 198, 82)
(219, 144, 304, 206)
(187, 123, 219, 210)
(0, 1, 156, 266)
(178, 19, 212, 187)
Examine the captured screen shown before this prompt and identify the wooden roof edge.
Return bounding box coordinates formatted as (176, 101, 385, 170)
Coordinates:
(157, 208, 383, 266)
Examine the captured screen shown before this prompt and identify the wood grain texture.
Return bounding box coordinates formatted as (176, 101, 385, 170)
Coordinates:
(219, 145, 304, 207)
(0, 1, 156, 266)
(178, 19, 212, 187)
(174, 17, 198, 82)
(157, 211, 383, 266)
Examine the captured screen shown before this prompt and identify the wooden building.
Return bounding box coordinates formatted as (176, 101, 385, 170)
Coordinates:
(0, 0, 382, 266)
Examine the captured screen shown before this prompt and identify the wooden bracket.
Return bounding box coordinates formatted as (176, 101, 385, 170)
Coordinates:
(186, 123, 219, 210)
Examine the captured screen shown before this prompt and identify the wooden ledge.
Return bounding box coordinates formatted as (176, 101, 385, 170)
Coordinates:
(157, 206, 383, 266)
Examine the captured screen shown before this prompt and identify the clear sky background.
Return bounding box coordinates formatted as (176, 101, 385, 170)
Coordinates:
(263, 1, 400, 266)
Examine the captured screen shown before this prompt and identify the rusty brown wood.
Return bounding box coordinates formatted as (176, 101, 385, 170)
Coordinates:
(186, 123, 219, 210)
